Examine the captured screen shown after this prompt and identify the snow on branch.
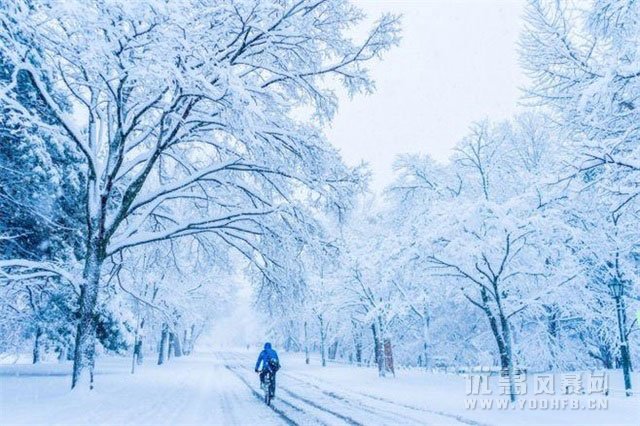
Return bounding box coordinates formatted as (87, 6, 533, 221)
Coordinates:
(0, 259, 78, 289)
(106, 209, 277, 255)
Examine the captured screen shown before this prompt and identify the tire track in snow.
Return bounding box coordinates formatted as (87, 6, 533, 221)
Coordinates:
(277, 387, 363, 426)
(281, 371, 492, 426)
(219, 353, 310, 424)
(356, 390, 490, 426)
(222, 353, 337, 426)
(224, 365, 299, 426)
(279, 373, 425, 425)
(224, 351, 490, 426)
(225, 353, 421, 425)
(227, 363, 364, 426)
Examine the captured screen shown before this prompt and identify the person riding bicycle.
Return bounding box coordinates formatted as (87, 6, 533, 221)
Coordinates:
(254, 342, 280, 393)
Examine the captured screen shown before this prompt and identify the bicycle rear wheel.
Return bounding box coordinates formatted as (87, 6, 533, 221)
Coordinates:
(264, 375, 272, 405)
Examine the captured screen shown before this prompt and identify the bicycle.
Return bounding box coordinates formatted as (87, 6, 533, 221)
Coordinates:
(260, 368, 276, 405)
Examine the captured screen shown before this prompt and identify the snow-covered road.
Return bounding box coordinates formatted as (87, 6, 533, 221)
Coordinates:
(222, 353, 480, 426)
(1, 353, 283, 425)
(1, 352, 478, 426)
(3, 352, 637, 425)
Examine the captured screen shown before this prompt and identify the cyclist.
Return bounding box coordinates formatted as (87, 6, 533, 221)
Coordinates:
(254, 342, 280, 394)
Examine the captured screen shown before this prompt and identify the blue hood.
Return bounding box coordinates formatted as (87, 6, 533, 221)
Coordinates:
(264, 342, 272, 350)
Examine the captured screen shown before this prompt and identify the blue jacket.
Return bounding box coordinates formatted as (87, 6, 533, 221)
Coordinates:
(255, 342, 279, 371)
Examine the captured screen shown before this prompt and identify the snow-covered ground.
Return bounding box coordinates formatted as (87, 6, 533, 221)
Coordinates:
(1, 350, 638, 426)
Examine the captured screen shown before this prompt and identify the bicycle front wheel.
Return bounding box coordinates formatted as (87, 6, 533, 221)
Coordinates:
(264, 386, 271, 405)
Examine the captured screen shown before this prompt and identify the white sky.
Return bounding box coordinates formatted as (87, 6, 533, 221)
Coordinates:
(327, 0, 528, 191)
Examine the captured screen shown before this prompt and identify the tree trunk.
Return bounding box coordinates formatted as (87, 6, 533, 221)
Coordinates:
(545, 305, 559, 370)
(352, 321, 362, 365)
(421, 310, 430, 369)
(71, 246, 103, 390)
(32, 326, 43, 364)
(615, 295, 633, 396)
(188, 324, 197, 354)
(383, 338, 395, 376)
(377, 316, 394, 375)
(371, 322, 385, 377)
(596, 344, 614, 369)
(304, 321, 310, 365)
(136, 318, 145, 365)
(328, 340, 339, 360)
(477, 287, 515, 401)
(319, 315, 327, 367)
(131, 313, 140, 374)
(493, 287, 516, 402)
(158, 324, 169, 365)
(182, 330, 189, 356)
(135, 340, 143, 363)
(497, 311, 516, 402)
(168, 332, 174, 360)
(58, 345, 67, 363)
(173, 331, 183, 357)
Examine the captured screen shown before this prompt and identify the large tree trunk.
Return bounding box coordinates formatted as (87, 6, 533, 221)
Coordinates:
(182, 330, 189, 356)
(168, 332, 174, 360)
(371, 322, 385, 377)
(134, 340, 143, 364)
(32, 326, 43, 364)
(319, 315, 327, 367)
(615, 295, 633, 396)
(172, 331, 183, 357)
(158, 324, 169, 365)
(71, 244, 103, 390)
(352, 321, 362, 365)
(483, 286, 516, 402)
(377, 316, 394, 376)
(496, 301, 516, 402)
(328, 340, 339, 360)
(383, 338, 395, 376)
(354, 340, 362, 364)
(497, 310, 516, 402)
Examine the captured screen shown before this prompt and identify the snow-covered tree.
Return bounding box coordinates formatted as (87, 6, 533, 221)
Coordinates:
(522, 0, 640, 395)
(0, 0, 399, 389)
(386, 115, 579, 399)
(522, 0, 639, 205)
